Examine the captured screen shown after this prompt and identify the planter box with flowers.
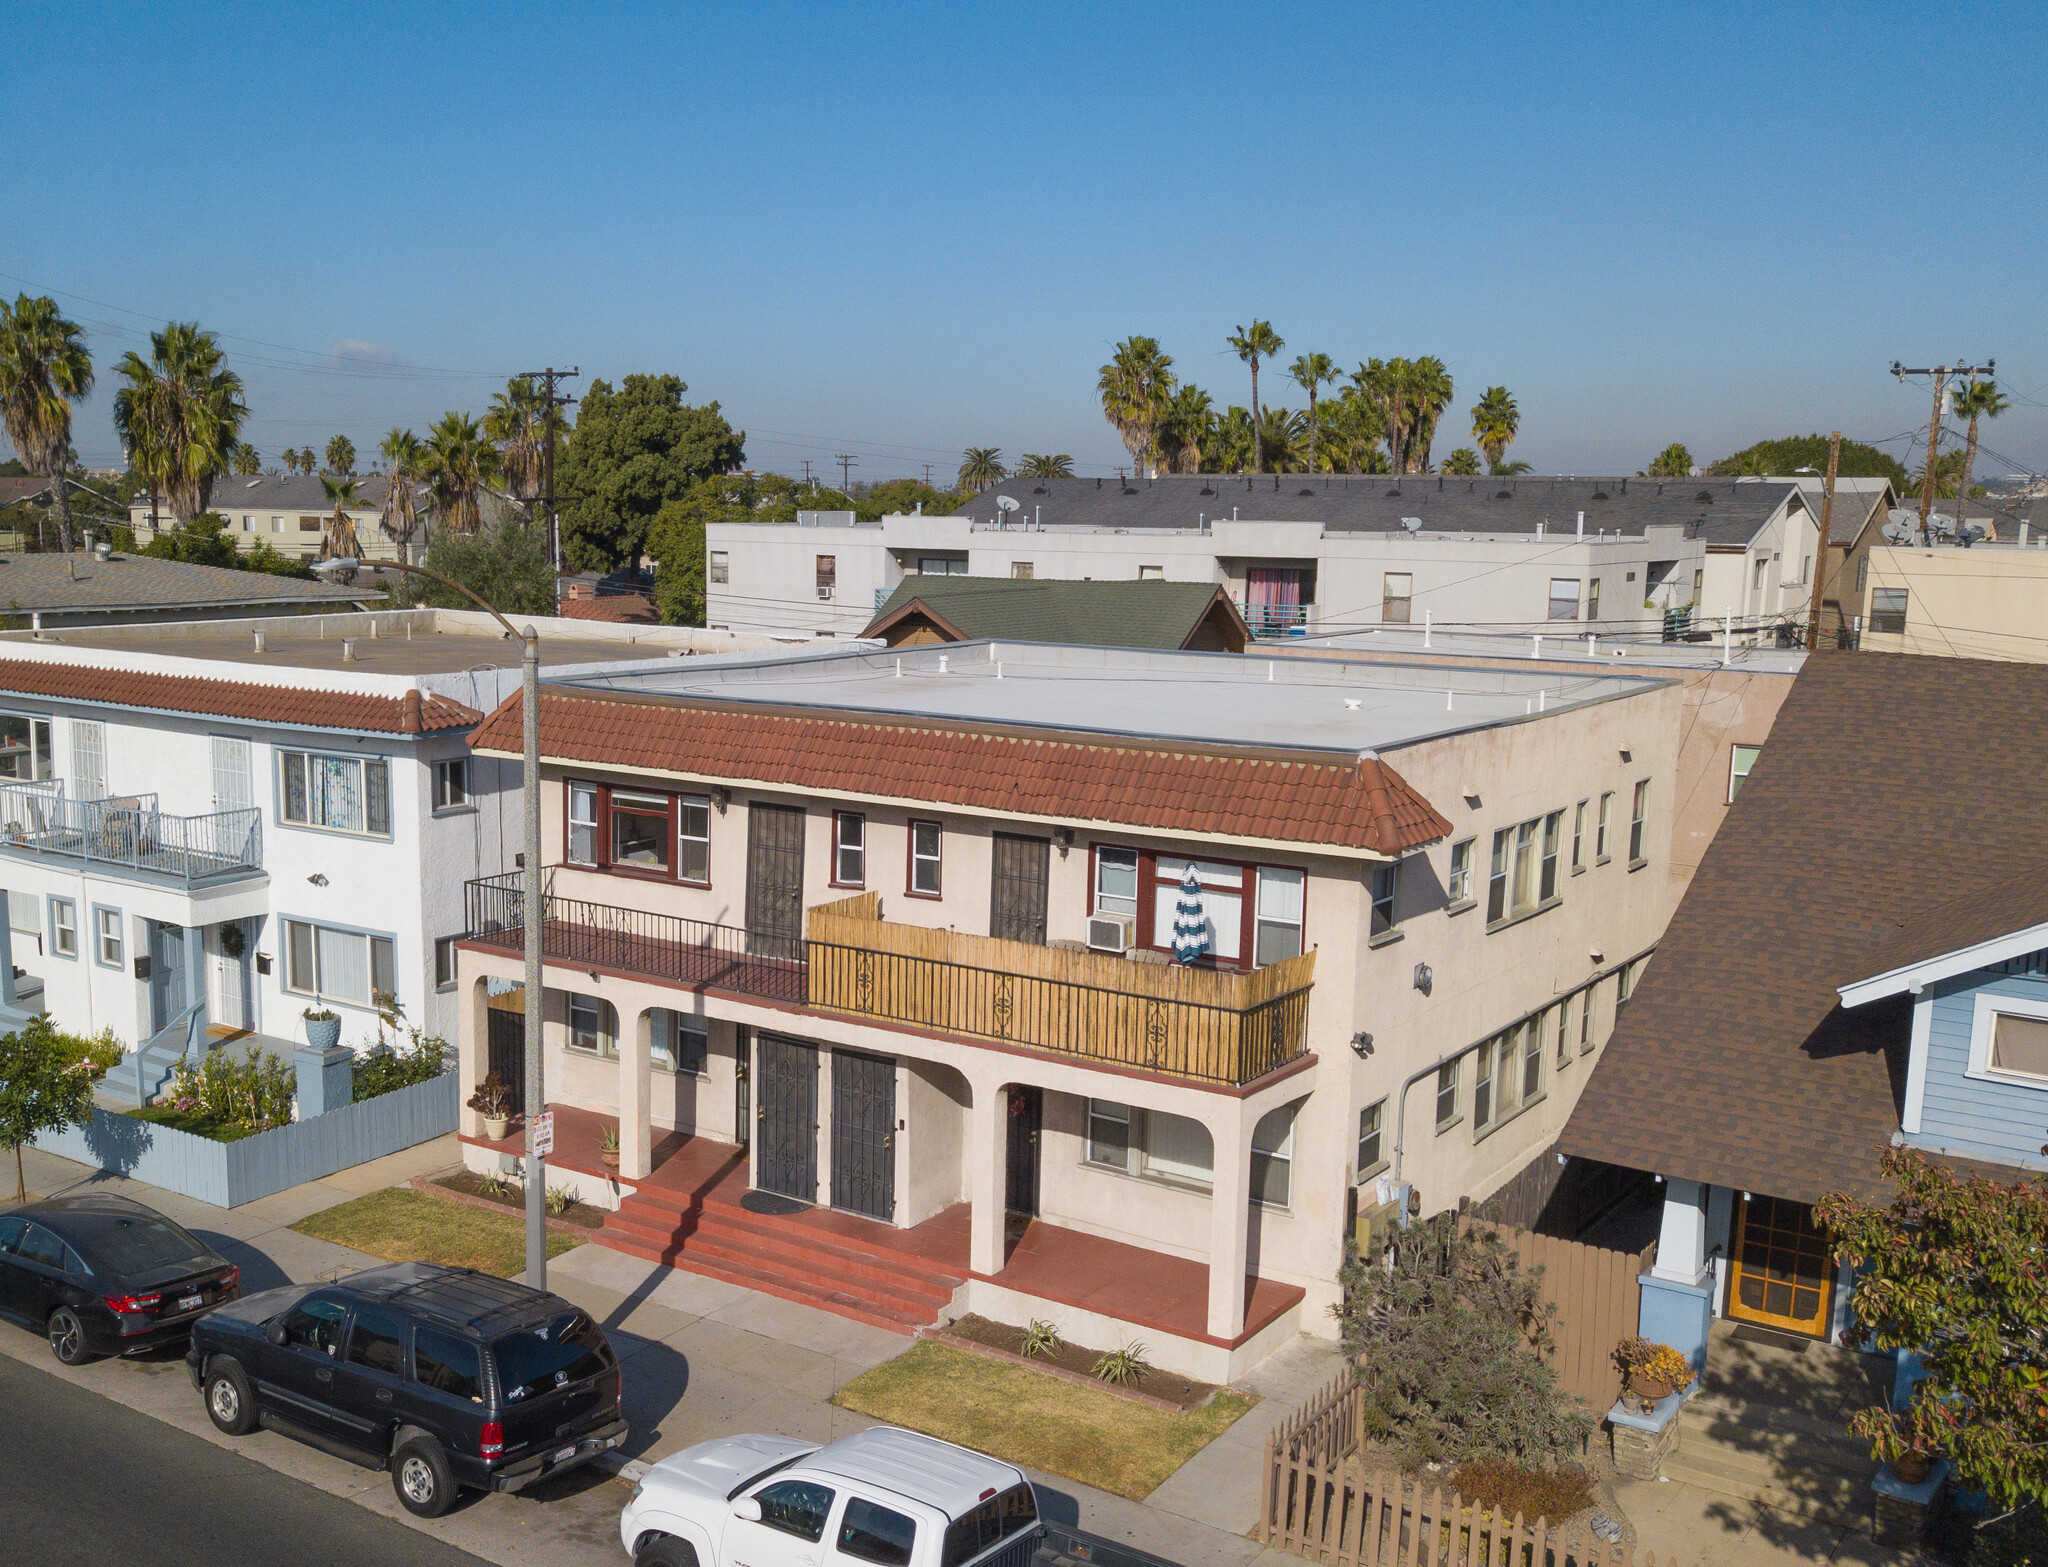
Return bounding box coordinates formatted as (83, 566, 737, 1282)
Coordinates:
(1607, 1337, 1697, 1479)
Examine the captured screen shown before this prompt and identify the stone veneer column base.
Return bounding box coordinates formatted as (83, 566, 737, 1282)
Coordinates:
(1871, 1459, 1948, 1549)
(1608, 1390, 1684, 1479)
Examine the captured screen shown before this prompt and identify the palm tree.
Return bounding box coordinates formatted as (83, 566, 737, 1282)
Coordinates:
(1442, 448, 1482, 476)
(0, 294, 94, 553)
(957, 448, 1007, 491)
(1645, 443, 1693, 478)
(485, 375, 548, 519)
(1471, 386, 1520, 474)
(317, 476, 365, 572)
(324, 434, 356, 475)
(231, 442, 261, 476)
(1257, 407, 1309, 472)
(1016, 454, 1075, 479)
(1288, 353, 1340, 475)
(422, 412, 498, 534)
(1950, 379, 2009, 513)
(1097, 337, 1176, 478)
(113, 322, 249, 526)
(1403, 357, 1454, 473)
(1353, 360, 1408, 474)
(1226, 321, 1284, 473)
(1159, 386, 1215, 474)
(378, 428, 425, 558)
(1209, 407, 1255, 475)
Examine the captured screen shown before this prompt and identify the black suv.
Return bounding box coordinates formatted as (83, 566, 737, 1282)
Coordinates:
(187, 1261, 627, 1517)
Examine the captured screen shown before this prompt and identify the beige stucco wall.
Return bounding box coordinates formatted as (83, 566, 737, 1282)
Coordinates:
(1857, 543, 2048, 662)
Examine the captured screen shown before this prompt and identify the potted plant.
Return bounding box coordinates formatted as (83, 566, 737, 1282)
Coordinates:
(1880, 1414, 1937, 1485)
(302, 1005, 342, 1052)
(1615, 1336, 1696, 1412)
(598, 1124, 621, 1170)
(467, 1073, 514, 1141)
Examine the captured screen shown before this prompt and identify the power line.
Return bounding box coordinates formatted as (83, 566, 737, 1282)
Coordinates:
(1891, 359, 1994, 541)
(835, 453, 858, 492)
(519, 368, 579, 603)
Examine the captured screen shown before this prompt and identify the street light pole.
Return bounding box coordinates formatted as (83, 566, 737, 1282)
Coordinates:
(312, 558, 550, 1289)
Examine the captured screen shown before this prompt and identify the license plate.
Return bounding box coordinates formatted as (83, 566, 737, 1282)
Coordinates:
(552, 1444, 577, 1465)
(178, 1294, 203, 1312)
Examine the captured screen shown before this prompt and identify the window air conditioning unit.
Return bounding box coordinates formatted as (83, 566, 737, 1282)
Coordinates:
(1087, 915, 1134, 954)
(817, 586, 834, 600)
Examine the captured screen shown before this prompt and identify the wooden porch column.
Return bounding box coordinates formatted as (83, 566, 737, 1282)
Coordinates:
(620, 1009, 653, 1180)
(1206, 1107, 1252, 1342)
(967, 1076, 1008, 1277)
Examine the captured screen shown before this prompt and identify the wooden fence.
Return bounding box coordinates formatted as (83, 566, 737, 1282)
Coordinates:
(1465, 1220, 1659, 1416)
(1261, 1371, 1689, 1566)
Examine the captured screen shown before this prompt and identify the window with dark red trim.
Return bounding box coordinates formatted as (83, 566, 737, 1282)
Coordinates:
(1090, 843, 1306, 970)
(907, 819, 942, 897)
(562, 779, 712, 885)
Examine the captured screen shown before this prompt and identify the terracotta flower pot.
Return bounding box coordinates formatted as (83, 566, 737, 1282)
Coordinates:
(483, 1115, 511, 1141)
(1629, 1373, 1674, 1410)
(1890, 1449, 1934, 1486)
(601, 1150, 621, 1170)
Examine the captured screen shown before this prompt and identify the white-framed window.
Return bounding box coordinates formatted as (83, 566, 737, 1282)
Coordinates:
(567, 781, 599, 864)
(280, 750, 391, 837)
(1086, 1098, 1130, 1170)
(709, 550, 729, 585)
(94, 905, 123, 969)
(1629, 780, 1650, 865)
(833, 811, 865, 887)
(1382, 573, 1412, 624)
(1596, 791, 1613, 862)
(70, 719, 106, 801)
(432, 758, 470, 812)
(1487, 812, 1562, 925)
(1094, 847, 1139, 919)
(1254, 866, 1305, 964)
(1084, 1099, 1213, 1190)
(908, 819, 942, 897)
(1153, 857, 1243, 962)
(1753, 557, 1769, 591)
(1433, 1061, 1459, 1129)
(1587, 578, 1601, 620)
(0, 713, 53, 781)
(610, 790, 672, 872)
(815, 555, 836, 600)
(1967, 992, 2048, 1088)
(1474, 1037, 1496, 1131)
(567, 993, 618, 1057)
(1010, 561, 1034, 579)
(677, 794, 711, 883)
(1540, 810, 1563, 901)
(1728, 744, 1761, 803)
(1252, 1103, 1297, 1207)
(1447, 838, 1474, 908)
(1581, 983, 1598, 1052)
(1547, 578, 1581, 620)
(1369, 860, 1399, 940)
(48, 896, 76, 959)
(1522, 1016, 1544, 1101)
(1356, 1098, 1386, 1179)
(1571, 800, 1587, 871)
(1556, 999, 1572, 1067)
(651, 1009, 710, 1075)
(283, 919, 396, 1008)
(434, 936, 457, 989)
(1137, 564, 1164, 580)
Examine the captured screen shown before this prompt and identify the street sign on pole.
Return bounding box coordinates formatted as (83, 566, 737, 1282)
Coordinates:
(528, 1111, 555, 1159)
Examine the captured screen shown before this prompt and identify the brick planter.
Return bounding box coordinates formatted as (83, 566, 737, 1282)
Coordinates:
(1609, 1390, 1684, 1479)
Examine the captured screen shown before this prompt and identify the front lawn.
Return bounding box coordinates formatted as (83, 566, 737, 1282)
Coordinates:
(830, 1340, 1254, 1500)
(126, 1105, 258, 1143)
(293, 1189, 582, 1277)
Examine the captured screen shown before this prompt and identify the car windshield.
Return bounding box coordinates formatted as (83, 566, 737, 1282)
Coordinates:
(488, 1311, 613, 1402)
(71, 1212, 206, 1275)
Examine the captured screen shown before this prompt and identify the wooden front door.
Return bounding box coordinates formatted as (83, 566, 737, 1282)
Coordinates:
(745, 804, 806, 957)
(1727, 1195, 1836, 1337)
(754, 1033, 818, 1203)
(486, 999, 526, 1115)
(989, 833, 1050, 945)
(1005, 1085, 1042, 1218)
(830, 1049, 896, 1221)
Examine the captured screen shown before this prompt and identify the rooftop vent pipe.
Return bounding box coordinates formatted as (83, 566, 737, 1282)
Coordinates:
(341, 638, 357, 662)
(1577, 511, 1585, 537)
(253, 630, 266, 653)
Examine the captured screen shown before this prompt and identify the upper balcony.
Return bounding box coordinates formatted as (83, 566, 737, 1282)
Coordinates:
(463, 877, 1314, 1088)
(0, 780, 263, 887)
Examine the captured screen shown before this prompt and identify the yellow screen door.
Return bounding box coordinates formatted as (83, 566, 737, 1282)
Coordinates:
(1727, 1195, 1836, 1337)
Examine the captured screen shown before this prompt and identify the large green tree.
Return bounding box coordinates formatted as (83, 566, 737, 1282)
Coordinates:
(956, 447, 1007, 491)
(112, 321, 249, 527)
(1950, 379, 2010, 512)
(1645, 442, 1694, 477)
(1706, 434, 1909, 488)
(556, 374, 744, 571)
(378, 428, 425, 558)
(0, 294, 95, 553)
(1097, 336, 1177, 477)
(324, 434, 355, 475)
(1226, 321, 1284, 473)
(0, 1017, 101, 1201)
(422, 411, 498, 535)
(1471, 386, 1520, 474)
(401, 512, 555, 617)
(1289, 353, 1341, 474)
(484, 375, 553, 521)
(1158, 385, 1215, 474)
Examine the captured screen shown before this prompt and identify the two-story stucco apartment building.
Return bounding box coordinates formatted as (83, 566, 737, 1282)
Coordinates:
(451, 640, 1686, 1378)
(129, 473, 423, 562)
(0, 609, 791, 1084)
(704, 475, 1821, 646)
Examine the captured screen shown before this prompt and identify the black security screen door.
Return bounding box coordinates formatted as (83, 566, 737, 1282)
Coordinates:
(990, 833, 1050, 945)
(754, 1033, 818, 1203)
(1005, 1085, 1042, 1218)
(830, 1050, 896, 1221)
(746, 804, 806, 955)
(486, 1005, 526, 1116)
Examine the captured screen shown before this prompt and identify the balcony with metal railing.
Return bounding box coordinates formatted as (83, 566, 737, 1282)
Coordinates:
(0, 780, 263, 886)
(463, 876, 1314, 1087)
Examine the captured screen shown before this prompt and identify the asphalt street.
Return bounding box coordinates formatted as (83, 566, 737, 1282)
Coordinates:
(0, 1351, 495, 1567)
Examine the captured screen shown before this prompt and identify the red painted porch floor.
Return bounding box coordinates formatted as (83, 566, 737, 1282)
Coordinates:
(462, 1103, 1304, 1346)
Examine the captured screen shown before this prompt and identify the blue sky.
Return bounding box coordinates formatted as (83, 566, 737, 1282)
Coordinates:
(6, 1, 2044, 481)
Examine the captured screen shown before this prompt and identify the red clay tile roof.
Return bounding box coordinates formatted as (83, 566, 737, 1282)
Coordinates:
(558, 594, 658, 625)
(1559, 653, 2048, 1203)
(0, 658, 482, 734)
(473, 687, 1451, 854)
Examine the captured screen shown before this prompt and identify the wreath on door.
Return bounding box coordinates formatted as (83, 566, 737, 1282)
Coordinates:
(218, 922, 247, 959)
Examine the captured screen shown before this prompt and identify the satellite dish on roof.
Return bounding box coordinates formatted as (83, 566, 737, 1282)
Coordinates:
(1880, 519, 1914, 544)
(1886, 508, 1918, 530)
(995, 495, 1021, 514)
(1930, 512, 1956, 536)
(1400, 516, 1423, 533)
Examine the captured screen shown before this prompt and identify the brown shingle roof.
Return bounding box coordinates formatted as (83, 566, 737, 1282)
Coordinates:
(559, 593, 658, 624)
(0, 658, 481, 734)
(471, 687, 1452, 854)
(1848, 860, 2048, 989)
(1559, 653, 2048, 1203)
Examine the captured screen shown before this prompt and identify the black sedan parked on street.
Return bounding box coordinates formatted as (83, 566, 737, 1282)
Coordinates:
(0, 1194, 240, 1363)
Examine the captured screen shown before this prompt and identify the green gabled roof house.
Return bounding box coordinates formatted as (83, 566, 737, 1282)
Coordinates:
(860, 577, 1250, 652)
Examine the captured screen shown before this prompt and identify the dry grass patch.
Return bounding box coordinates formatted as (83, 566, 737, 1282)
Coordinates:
(830, 1340, 1253, 1500)
(293, 1188, 581, 1277)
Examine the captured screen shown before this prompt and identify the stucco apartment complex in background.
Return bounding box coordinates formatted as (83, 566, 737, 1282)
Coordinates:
(0, 609, 794, 1069)
(705, 475, 1820, 645)
(451, 641, 1684, 1379)
(128, 473, 422, 562)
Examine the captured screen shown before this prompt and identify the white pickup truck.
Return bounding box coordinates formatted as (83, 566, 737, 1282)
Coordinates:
(620, 1426, 1042, 1567)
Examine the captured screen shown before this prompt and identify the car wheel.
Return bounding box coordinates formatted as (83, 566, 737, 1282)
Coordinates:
(204, 1359, 260, 1436)
(47, 1307, 95, 1366)
(635, 1536, 700, 1567)
(392, 1437, 458, 1518)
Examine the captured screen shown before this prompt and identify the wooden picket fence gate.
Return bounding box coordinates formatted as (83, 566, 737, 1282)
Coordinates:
(1260, 1370, 1690, 1566)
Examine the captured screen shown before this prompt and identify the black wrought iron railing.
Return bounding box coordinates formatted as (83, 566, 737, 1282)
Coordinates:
(463, 873, 1311, 1087)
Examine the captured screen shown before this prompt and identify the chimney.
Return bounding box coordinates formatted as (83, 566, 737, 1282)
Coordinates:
(341, 638, 357, 661)
(1576, 511, 1584, 538)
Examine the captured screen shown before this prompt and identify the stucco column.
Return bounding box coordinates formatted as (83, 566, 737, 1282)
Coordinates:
(183, 924, 209, 1039)
(0, 886, 16, 1009)
(1651, 1179, 1709, 1283)
(967, 1077, 1008, 1277)
(1206, 1107, 1252, 1342)
(620, 1012, 653, 1180)
(458, 980, 483, 1138)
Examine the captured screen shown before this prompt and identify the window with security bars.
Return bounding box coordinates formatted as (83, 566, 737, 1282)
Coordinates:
(70, 720, 106, 802)
(280, 750, 390, 836)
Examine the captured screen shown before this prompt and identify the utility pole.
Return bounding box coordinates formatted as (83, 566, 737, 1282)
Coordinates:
(921, 463, 934, 488)
(801, 460, 813, 488)
(1806, 432, 1839, 653)
(521, 367, 580, 609)
(835, 453, 857, 492)
(1892, 359, 1991, 543)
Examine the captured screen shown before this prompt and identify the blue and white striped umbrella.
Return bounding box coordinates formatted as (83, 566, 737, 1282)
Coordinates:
(1170, 864, 1210, 965)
